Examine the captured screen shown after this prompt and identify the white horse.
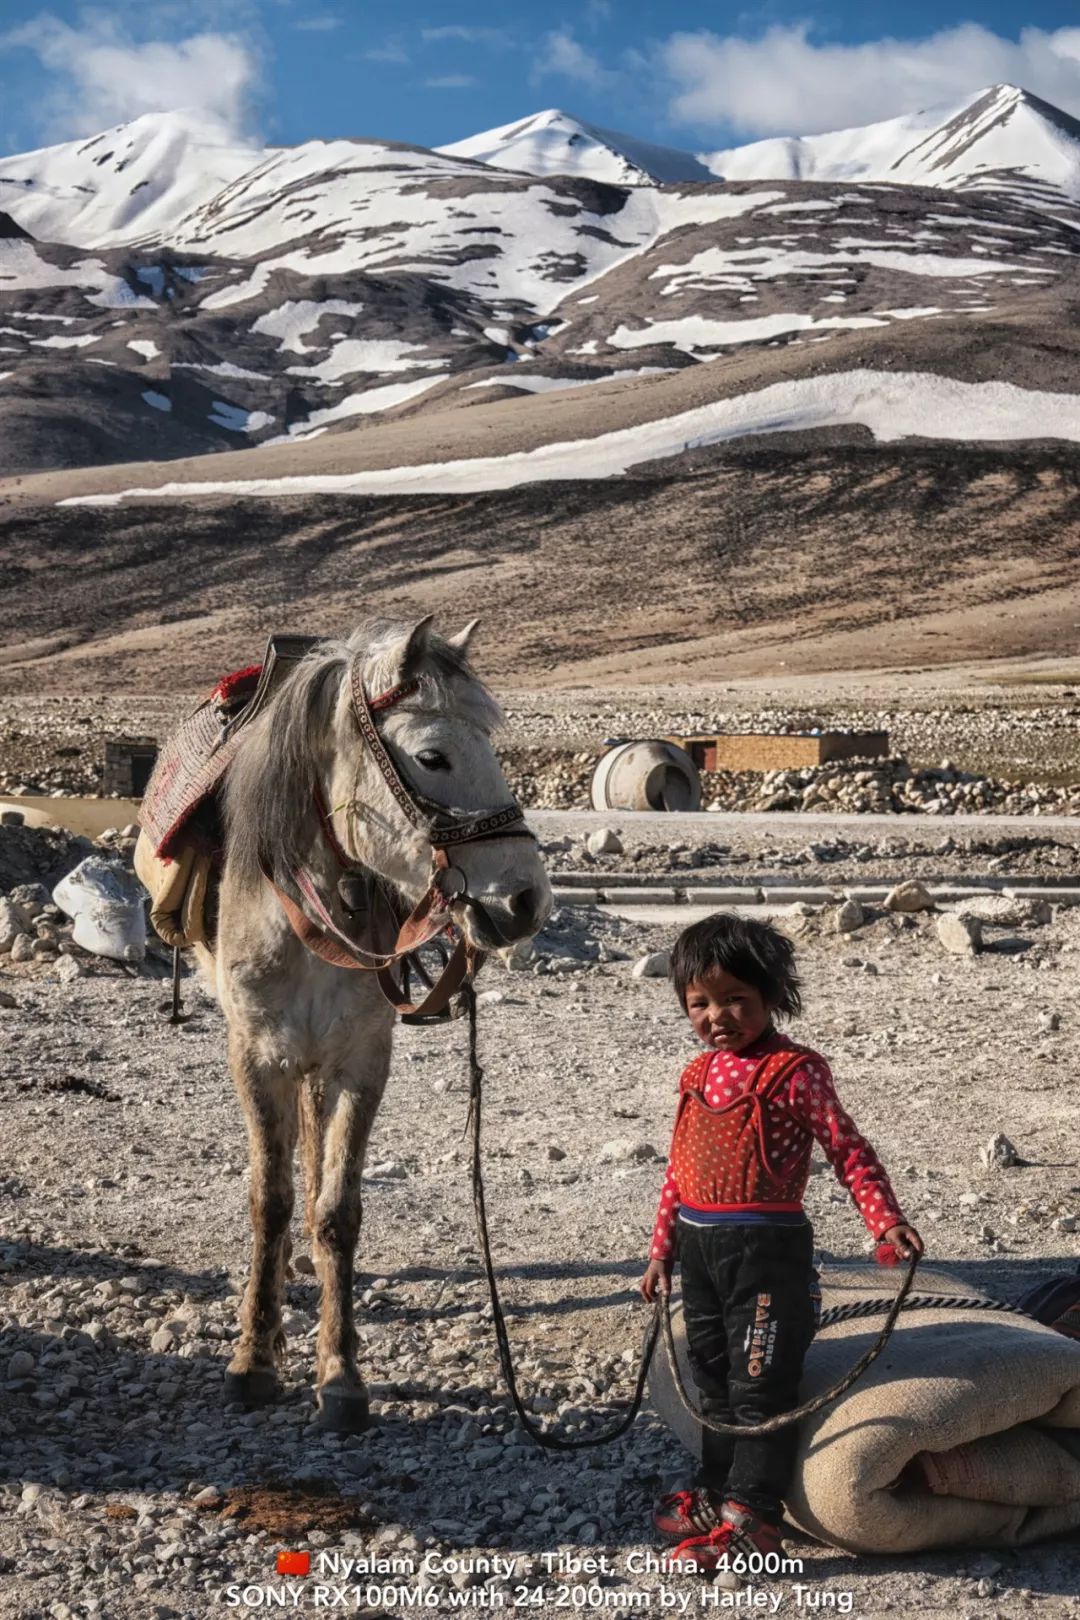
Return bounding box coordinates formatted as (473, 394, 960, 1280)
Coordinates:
(199, 617, 551, 1432)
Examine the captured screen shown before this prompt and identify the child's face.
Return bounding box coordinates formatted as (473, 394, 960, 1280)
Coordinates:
(684, 968, 772, 1051)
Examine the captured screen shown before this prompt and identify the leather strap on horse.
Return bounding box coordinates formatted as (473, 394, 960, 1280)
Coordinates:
(463, 988, 922, 1450)
(263, 654, 535, 1019)
(348, 657, 532, 848)
(265, 859, 483, 1021)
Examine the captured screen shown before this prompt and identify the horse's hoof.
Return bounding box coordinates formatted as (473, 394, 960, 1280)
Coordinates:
(317, 1383, 371, 1433)
(224, 1366, 281, 1408)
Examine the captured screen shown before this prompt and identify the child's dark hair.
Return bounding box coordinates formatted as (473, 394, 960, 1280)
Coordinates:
(670, 912, 803, 1020)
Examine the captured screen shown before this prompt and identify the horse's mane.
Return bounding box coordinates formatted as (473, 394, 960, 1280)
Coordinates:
(223, 620, 502, 889)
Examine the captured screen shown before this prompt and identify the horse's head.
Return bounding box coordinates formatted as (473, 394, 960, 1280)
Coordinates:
(325, 617, 552, 952)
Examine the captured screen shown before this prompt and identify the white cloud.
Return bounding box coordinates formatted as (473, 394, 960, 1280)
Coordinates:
(661, 23, 1080, 136)
(0, 11, 261, 139)
(534, 28, 614, 87)
(421, 26, 512, 48)
(294, 15, 343, 32)
(424, 74, 478, 90)
(362, 40, 409, 64)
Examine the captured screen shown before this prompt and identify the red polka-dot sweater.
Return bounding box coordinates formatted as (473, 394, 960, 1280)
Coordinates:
(650, 1029, 904, 1261)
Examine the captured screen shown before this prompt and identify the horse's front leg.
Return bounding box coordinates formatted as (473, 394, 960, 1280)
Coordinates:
(224, 1033, 299, 1407)
(312, 1047, 391, 1433)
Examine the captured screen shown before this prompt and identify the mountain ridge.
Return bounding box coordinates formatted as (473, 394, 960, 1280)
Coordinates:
(4, 83, 1080, 256)
(437, 107, 714, 186)
(703, 84, 1080, 201)
(1, 86, 1080, 477)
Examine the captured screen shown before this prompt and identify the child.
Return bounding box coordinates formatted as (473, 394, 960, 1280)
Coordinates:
(640, 913, 922, 1573)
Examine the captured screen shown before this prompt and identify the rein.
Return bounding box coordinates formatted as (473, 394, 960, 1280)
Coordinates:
(265, 657, 535, 1021)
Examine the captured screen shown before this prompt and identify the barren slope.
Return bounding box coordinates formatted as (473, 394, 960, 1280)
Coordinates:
(1, 436, 1078, 694)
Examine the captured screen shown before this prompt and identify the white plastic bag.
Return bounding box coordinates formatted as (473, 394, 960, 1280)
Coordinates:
(52, 856, 147, 963)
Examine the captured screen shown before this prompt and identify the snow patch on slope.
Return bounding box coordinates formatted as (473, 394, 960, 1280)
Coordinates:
(252, 299, 365, 354)
(264, 373, 451, 442)
(61, 372, 1080, 507)
(284, 338, 444, 383)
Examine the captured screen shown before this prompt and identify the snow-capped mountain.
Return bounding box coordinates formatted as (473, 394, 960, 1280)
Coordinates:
(0, 110, 262, 249)
(703, 85, 1080, 203)
(437, 108, 713, 186)
(2, 86, 1080, 476)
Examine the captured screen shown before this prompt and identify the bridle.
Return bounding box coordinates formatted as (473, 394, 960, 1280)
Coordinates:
(264, 655, 538, 1023)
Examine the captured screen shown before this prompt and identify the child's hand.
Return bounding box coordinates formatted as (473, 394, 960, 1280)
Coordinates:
(640, 1259, 673, 1302)
(878, 1223, 924, 1263)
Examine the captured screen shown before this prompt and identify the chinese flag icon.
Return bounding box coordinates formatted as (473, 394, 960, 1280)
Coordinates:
(277, 1551, 310, 1577)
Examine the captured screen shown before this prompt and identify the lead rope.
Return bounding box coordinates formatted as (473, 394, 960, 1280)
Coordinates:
(464, 990, 928, 1449)
(658, 1252, 919, 1437)
(464, 985, 659, 1449)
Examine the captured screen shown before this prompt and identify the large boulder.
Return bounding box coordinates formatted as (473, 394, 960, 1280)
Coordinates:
(937, 913, 982, 956)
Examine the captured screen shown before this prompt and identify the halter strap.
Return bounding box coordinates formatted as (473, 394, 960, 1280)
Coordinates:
(348, 654, 531, 848)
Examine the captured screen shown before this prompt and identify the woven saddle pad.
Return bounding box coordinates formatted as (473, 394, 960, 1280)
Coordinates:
(139, 634, 319, 858)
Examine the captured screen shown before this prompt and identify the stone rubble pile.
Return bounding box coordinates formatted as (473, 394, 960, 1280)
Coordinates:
(501, 698, 1080, 766)
(703, 756, 1080, 817)
(506, 748, 1080, 817)
(0, 821, 166, 980)
(503, 750, 595, 810)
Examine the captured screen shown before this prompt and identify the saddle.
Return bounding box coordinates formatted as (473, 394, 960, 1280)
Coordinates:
(135, 635, 319, 949)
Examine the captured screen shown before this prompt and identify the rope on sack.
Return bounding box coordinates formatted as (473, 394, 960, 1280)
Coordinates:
(820, 1292, 1035, 1327)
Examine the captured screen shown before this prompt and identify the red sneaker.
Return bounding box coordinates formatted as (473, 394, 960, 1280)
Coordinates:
(651, 1487, 721, 1540)
(671, 1499, 785, 1575)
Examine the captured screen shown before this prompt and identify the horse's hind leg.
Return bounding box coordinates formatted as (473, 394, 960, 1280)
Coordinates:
(224, 1036, 299, 1407)
(312, 1072, 387, 1432)
(299, 1076, 325, 1247)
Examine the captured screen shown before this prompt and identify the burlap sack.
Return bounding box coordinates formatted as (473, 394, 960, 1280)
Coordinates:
(648, 1264, 1080, 1552)
(133, 830, 213, 949)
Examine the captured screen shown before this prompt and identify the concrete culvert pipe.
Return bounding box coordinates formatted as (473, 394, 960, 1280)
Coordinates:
(590, 741, 702, 813)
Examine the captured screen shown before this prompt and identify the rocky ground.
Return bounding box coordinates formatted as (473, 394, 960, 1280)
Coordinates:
(5, 686, 1080, 814)
(2, 817, 1080, 1619)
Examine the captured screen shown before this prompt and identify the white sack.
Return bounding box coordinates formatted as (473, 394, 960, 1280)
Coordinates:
(52, 856, 146, 963)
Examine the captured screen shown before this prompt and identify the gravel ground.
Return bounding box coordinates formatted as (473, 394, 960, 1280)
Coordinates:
(4, 687, 1080, 799)
(3, 846, 1080, 1619)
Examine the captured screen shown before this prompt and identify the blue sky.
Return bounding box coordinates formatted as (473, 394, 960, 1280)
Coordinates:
(3, 3, 1080, 156)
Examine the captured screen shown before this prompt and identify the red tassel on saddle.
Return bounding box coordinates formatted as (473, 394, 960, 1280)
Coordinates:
(213, 664, 263, 705)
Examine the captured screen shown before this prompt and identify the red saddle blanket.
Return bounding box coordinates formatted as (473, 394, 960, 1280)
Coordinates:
(138, 634, 321, 859)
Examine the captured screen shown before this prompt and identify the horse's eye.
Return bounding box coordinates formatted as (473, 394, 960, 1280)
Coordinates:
(417, 749, 451, 772)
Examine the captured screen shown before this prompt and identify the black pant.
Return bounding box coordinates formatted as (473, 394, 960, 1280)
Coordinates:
(678, 1219, 818, 1525)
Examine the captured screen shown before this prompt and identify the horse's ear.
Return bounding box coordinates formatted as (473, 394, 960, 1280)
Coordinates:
(447, 618, 480, 655)
(398, 614, 434, 680)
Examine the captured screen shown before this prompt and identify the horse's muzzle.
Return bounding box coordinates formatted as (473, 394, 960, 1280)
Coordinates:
(461, 882, 550, 949)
